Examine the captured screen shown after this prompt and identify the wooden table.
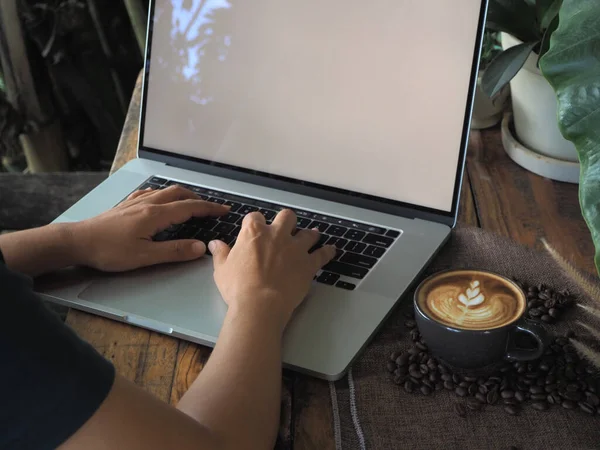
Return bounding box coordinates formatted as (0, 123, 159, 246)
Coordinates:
(66, 75, 596, 449)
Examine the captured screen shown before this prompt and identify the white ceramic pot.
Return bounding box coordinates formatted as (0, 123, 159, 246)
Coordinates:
(501, 32, 577, 162)
(471, 72, 510, 129)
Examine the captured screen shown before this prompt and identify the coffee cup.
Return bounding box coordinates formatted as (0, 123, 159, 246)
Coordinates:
(414, 269, 548, 369)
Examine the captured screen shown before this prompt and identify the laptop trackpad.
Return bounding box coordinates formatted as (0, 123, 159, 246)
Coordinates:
(78, 257, 227, 339)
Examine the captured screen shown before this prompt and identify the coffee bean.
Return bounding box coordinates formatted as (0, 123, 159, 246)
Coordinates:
(422, 379, 433, 389)
(531, 393, 547, 401)
(501, 390, 515, 399)
(535, 378, 545, 387)
(545, 384, 558, 393)
(435, 382, 444, 391)
(469, 383, 478, 396)
(466, 398, 482, 411)
(549, 308, 560, 319)
(420, 385, 432, 396)
(476, 393, 487, 403)
(516, 382, 528, 392)
(539, 291, 550, 301)
(522, 379, 533, 386)
(530, 386, 544, 394)
(487, 390, 499, 405)
(585, 392, 600, 406)
(387, 361, 397, 373)
(444, 380, 455, 390)
(439, 364, 449, 374)
(459, 381, 470, 388)
(390, 351, 402, 361)
(479, 385, 489, 395)
(547, 394, 556, 405)
(420, 364, 429, 375)
(405, 320, 416, 329)
(545, 374, 557, 384)
(551, 392, 562, 404)
(541, 315, 553, 323)
(397, 353, 410, 367)
(515, 391, 526, 402)
(566, 383, 579, 392)
(427, 360, 438, 371)
(410, 329, 420, 342)
(562, 400, 576, 410)
(563, 391, 582, 401)
(429, 373, 438, 383)
(452, 374, 461, 384)
(529, 308, 543, 317)
(409, 370, 422, 380)
(545, 298, 557, 309)
(410, 376, 422, 385)
(463, 375, 477, 382)
(532, 401, 549, 411)
(416, 342, 428, 351)
(454, 403, 466, 418)
(504, 405, 520, 416)
(503, 398, 518, 405)
(579, 402, 596, 415)
(455, 387, 468, 397)
(441, 373, 452, 381)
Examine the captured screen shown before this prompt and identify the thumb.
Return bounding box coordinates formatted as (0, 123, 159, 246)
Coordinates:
(208, 240, 230, 267)
(148, 239, 207, 265)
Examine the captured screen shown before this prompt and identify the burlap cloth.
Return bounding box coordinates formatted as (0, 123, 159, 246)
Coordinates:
(331, 227, 600, 450)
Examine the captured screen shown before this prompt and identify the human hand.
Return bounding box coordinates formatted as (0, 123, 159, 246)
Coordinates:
(71, 185, 230, 272)
(209, 210, 336, 330)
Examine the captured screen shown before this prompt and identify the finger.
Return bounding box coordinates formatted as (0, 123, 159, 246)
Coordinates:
(294, 228, 321, 249)
(242, 211, 267, 228)
(127, 188, 153, 201)
(271, 209, 297, 235)
(311, 245, 337, 272)
(153, 200, 230, 230)
(209, 240, 231, 268)
(140, 185, 199, 205)
(145, 239, 207, 265)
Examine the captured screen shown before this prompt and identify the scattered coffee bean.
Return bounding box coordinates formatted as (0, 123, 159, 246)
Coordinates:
(439, 364, 449, 374)
(435, 382, 444, 391)
(422, 379, 433, 389)
(532, 401, 549, 411)
(467, 399, 482, 411)
(504, 405, 520, 416)
(563, 391, 582, 402)
(503, 398, 518, 406)
(545, 384, 558, 393)
(410, 329, 420, 341)
(531, 394, 547, 401)
(452, 374, 461, 384)
(444, 381, 455, 390)
(586, 393, 600, 406)
(397, 353, 410, 367)
(459, 381, 470, 388)
(530, 385, 544, 395)
(405, 320, 416, 329)
(420, 364, 429, 375)
(579, 402, 596, 415)
(476, 393, 487, 403)
(416, 342, 428, 351)
(549, 308, 560, 319)
(454, 403, 467, 418)
(469, 384, 478, 396)
(410, 376, 421, 385)
(390, 351, 402, 361)
(562, 400, 576, 410)
(441, 373, 452, 381)
(456, 387, 468, 397)
(567, 383, 579, 392)
(487, 390, 499, 405)
(501, 390, 515, 399)
(479, 385, 489, 395)
(387, 361, 396, 373)
(515, 391, 525, 402)
(420, 385, 432, 396)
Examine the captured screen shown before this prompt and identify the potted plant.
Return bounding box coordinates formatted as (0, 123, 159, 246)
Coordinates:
(471, 31, 509, 130)
(482, 0, 579, 183)
(540, 0, 600, 273)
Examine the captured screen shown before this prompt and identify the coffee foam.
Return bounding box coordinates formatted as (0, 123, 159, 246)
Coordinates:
(417, 271, 525, 330)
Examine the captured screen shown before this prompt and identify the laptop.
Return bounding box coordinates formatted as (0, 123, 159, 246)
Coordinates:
(38, 0, 488, 380)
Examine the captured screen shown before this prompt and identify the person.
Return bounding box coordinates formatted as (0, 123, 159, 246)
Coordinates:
(0, 185, 336, 450)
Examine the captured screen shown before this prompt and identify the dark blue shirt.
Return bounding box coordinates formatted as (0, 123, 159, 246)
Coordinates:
(0, 251, 115, 449)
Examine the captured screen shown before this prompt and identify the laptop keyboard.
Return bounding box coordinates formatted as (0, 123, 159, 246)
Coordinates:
(133, 176, 403, 291)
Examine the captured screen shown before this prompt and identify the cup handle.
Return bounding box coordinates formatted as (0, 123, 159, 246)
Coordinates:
(505, 321, 548, 362)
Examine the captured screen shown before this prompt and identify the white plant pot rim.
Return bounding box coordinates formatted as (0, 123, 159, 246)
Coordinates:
(501, 112, 580, 184)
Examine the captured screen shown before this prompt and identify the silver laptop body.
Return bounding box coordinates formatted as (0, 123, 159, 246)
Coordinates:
(38, 0, 488, 380)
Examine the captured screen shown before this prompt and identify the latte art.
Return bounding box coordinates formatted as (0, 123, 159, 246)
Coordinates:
(417, 271, 525, 330)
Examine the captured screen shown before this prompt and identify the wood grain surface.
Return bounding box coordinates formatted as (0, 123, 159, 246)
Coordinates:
(65, 72, 595, 449)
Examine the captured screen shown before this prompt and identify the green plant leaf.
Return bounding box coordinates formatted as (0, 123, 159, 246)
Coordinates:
(539, 0, 562, 30)
(487, 0, 540, 43)
(540, 0, 600, 275)
(482, 41, 538, 98)
(538, 14, 559, 59)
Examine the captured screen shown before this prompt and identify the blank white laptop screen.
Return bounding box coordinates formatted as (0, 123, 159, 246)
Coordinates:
(142, 0, 483, 212)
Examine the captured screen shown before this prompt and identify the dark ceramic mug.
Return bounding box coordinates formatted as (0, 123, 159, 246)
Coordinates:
(413, 269, 548, 369)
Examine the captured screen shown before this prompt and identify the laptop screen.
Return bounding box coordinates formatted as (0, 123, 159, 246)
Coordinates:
(142, 0, 484, 213)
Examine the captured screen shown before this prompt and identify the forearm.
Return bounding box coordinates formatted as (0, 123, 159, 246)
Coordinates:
(177, 303, 285, 450)
(0, 223, 82, 276)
